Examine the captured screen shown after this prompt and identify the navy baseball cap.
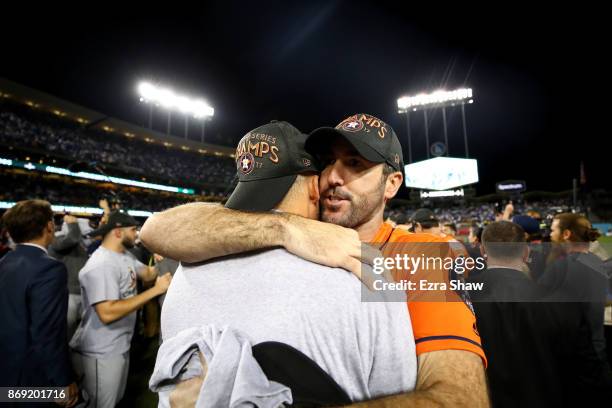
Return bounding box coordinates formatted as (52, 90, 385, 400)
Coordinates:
(512, 215, 541, 235)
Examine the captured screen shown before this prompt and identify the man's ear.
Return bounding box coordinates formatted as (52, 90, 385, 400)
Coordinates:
(384, 171, 403, 201)
(480, 243, 486, 258)
(46, 220, 55, 234)
(562, 229, 572, 241)
(308, 174, 320, 203)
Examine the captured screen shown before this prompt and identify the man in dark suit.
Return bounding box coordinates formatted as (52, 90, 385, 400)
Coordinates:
(467, 221, 610, 407)
(0, 200, 78, 406)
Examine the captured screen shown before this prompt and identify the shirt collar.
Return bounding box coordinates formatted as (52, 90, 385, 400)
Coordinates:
(19, 243, 48, 254)
(372, 222, 394, 244)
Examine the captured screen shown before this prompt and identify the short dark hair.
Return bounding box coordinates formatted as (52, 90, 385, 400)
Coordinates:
(382, 163, 395, 178)
(554, 213, 600, 242)
(393, 212, 410, 225)
(380, 163, 397, 187)
(471, 223, 484, 243)
(1, 200, 53, 243)
(482, 221, 526, 260)
(418, 220, 439, 230)
(444, 223, 457, 234)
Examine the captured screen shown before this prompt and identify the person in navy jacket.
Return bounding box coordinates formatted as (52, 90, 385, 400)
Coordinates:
(0, 200, 78, 406)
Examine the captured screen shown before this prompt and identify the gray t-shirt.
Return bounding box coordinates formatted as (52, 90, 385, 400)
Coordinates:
(70, 246, 145, 357)
(161, 248, 417, 402)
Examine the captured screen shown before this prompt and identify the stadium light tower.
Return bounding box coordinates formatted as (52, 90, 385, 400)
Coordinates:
(397, 88, 474, 160)
(137, 81, 214, 142)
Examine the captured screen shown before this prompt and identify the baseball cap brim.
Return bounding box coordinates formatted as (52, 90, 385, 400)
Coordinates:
(306, 127, 386, 164)
(87, 221, 138, 238)
(87, 214, 139, 237)
(225, 174, 298, 212)
(87, 224, 114, 238)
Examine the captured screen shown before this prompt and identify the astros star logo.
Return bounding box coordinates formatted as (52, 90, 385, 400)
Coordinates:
(237, 152, 255, 175)
(340, 120, 364, 132)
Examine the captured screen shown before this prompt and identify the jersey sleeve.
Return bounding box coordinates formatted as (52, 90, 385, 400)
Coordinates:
(388, 230, 487, 366)
(81, 267, 120, 305)
(409, 301, 487, 366)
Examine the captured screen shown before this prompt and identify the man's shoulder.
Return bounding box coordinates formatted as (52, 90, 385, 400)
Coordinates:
(183, 248, 362, 290)
(3, 246, 63, 269)
(191, 248, 347, 273)
(390, 229, 447, 243)
(79, 249, 117, 277)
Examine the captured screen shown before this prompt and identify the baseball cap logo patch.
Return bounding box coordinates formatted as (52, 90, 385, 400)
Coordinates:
(238, 152, 255, 175)
(340, 119, 364, 132)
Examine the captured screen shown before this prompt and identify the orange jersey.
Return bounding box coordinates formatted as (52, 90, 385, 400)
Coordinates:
(372, 222, 487, 366)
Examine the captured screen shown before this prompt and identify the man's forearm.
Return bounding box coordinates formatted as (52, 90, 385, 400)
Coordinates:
(140, 203, 286, 263)
(341, 387, 474, 408)
(139, 265, 158, 283)
(96, 287, 163, 324)
(343, 350, 489, 408)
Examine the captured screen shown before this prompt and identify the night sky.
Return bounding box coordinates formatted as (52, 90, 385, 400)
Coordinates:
(2, 2, 607, 195)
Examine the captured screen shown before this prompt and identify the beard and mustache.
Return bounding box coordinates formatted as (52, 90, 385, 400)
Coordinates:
(320, 184, 385, 229)
(121, 235, 136, 249)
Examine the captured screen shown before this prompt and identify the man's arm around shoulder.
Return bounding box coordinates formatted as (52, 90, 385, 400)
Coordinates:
(139, 203, 366, 277)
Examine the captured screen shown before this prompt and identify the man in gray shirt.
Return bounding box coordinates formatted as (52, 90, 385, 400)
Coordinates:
(70, 212, 172, 408)
(160, 121, 417, 403)
(50, 215, 92, 339)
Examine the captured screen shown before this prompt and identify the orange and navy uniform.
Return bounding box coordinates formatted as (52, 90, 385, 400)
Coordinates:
(371, 222, 487, 366)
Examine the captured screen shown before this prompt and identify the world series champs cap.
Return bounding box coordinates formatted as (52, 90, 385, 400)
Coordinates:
(305, 113, 404, 172)
(226, 121, 320, 212)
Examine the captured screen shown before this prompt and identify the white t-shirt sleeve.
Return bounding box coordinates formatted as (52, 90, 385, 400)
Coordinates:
(82, 267, 120, 305)
(367, 300, 417, 397)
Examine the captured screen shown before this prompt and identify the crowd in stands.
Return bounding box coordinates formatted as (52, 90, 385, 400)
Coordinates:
(384, 199, 575, 230)
(0, 172, 203, 212)
(0, 103, 236, 189)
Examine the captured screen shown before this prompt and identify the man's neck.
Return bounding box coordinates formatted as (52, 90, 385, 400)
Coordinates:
(356, 215, 385, 242)
(23, 238, 48, 250)
(565, 243, 590, 254)
(487, 259, 526, 272)
(102, 240, 125, 254)
(275, 201, 311, 220)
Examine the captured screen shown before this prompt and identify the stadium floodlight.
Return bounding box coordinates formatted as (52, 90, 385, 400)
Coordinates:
(397, 87, 474, 162)
(397, 88, 473, 113)
(138, 81, 214, 141)
(137, 81, 214, 119)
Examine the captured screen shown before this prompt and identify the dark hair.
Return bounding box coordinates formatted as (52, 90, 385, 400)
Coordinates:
(393, 213, 410, 225)
(482, 221, 526, 260)
(471, 223, 484, 243)
(418, 220, 439, 230)
(381, 163, 396, 182)
(554, 213, 600, 242)
(444, 223, 457, 234)
(1, 200, 53, 243)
